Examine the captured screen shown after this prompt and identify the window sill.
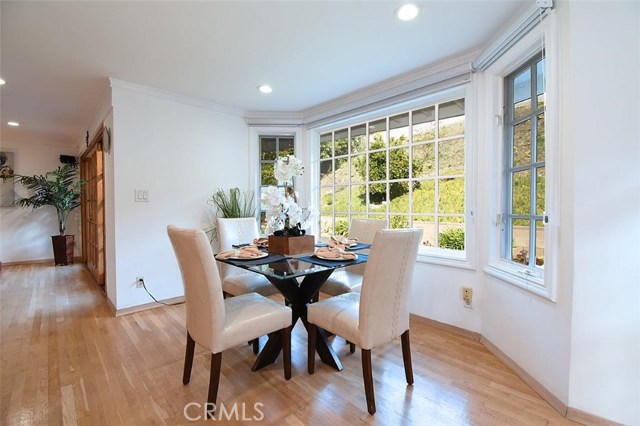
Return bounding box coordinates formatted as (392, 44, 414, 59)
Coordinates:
(416, 248, 474, 270)
(484, 261, 553, 300)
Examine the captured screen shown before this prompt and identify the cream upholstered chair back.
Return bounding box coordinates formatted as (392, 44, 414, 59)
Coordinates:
(348, 218, 387, 244)
(358, 228, 423, 349)
(217, 217, 260, 280)
(345, 218, 387, 276)
(167, 225, 225, 353)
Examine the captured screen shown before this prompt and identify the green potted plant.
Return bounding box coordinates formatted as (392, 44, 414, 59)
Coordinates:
(3, 164, 85, 265)
(205, 187, 256, 242)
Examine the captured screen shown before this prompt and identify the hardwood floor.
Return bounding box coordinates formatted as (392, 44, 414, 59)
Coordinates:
(0, 264, 583, 425)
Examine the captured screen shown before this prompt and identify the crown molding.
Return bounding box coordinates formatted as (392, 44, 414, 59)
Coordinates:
(472, 2, 551, 71)
(302, 52, 476, 128)
(109, 78, 244, 117)
(244, 111, 304, 127)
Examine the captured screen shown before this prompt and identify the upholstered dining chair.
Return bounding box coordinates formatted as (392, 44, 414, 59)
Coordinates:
(167, 225, 292, 418)
(320, 218, 387, 297)
(217, 218, 278, 298)
(307, 228, 423, 415)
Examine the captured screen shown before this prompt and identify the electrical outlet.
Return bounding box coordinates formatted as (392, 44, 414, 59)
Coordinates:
(462, 287, 473, 309)
(136, 277, 144, 288)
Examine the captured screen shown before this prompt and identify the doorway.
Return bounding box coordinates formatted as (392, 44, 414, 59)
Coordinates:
(81, 132, 105, 289)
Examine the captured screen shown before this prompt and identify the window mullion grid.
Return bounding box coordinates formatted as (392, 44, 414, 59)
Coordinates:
(347, 127, 352, 223)
(434, 104, 441, 247)
(503, 75, 515, 261)
(331, 131, 336, 234)
(528, 61, 538, 269)
(503, 57, 544, 270)
(385, 117, 390, 221)
(365, 125, 370, 218)
(408, 110, 414, 228)
(320, 97, 466, 252)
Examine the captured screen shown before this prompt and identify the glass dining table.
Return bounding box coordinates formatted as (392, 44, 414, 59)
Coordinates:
(216, 249, 369, 372)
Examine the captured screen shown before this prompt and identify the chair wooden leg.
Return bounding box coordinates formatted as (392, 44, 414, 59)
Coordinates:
(282, 326, 291, 380)
(206, 352, 222, 419)
(361, 349, 376, 415)
(252, 338, 259, 354)
(308, 324, 317, 374)
(183, 332, 196, 385)
(401, 330, 414, 385)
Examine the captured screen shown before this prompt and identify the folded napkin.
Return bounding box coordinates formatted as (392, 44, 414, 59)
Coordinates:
(253, 237, 269, 248)
(315, 246, 357, 260)
(216, 246, 264, 260)
(329, 235, 358, 249)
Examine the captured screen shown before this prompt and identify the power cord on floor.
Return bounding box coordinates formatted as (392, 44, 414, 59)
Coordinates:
(139, 278, 184, 306)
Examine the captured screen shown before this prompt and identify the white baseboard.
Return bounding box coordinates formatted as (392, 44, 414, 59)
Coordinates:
(566, 407, 624, 426)
(411, 313, 621, 426)
(114, 296, 185, 317)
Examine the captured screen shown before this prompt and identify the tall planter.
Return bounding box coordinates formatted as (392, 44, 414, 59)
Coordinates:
(2, 164, 85, 267)
(51, 235, 75, 265)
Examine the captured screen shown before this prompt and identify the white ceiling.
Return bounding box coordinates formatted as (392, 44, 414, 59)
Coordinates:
(0, 0, 528, 146)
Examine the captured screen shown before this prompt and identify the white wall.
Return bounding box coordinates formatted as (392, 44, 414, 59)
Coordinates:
(0, 140, 82, 263)
(565, 1, 640, 424)
(476, 4, 574, 408)
(109, 87, 249, 310)
(410, 264, 482, 332)
(409, 2, 640, 424)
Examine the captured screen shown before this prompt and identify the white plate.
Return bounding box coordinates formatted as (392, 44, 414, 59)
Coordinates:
(315, 253, 358, 261)
(227, 252, 268, 260)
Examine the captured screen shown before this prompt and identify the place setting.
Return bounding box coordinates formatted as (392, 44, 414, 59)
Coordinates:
(297, 244, 368, 268)
(215, 244, 285, 266)
(315, 235, 372, 252)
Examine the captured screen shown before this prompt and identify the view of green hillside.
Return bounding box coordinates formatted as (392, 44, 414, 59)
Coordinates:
(319, 95, 545, 262)
(319, 103, 466, 249)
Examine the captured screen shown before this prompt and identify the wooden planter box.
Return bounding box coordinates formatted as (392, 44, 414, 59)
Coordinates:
(268, 235, 314, 255)
(52, 235, 75, 266)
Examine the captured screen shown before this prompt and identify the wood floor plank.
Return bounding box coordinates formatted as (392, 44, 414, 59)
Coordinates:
(0, 264, 584, 425)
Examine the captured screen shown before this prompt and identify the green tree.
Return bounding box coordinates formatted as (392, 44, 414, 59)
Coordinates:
(354, 135, 424, 204)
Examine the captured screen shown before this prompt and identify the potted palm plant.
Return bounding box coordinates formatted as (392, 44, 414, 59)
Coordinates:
(3, 164, 85, 265)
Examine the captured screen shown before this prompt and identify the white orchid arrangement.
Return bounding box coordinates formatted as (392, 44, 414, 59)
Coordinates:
(261, 155, 312, 236)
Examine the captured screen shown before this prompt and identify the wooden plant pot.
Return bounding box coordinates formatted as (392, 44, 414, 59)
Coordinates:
(51, 235, 75, 266)
(268, 235, 314, 256)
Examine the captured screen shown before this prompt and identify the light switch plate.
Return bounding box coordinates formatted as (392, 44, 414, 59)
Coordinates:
(135, 189, 149, 202)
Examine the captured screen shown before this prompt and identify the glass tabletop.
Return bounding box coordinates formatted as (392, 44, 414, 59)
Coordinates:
(248, 258, 330, 279)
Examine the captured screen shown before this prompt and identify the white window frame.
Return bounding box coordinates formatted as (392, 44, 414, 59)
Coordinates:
(482, 12, 559, 301)
(310, 85, 477, 269)
(249, 126, 305, 226)
(502, 54, 546, 273)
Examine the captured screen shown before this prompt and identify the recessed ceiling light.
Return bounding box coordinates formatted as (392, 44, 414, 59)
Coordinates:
(0, 79, 5, 85)
(257, 85, 273, 94)
(7, 121, 19, 126)
(396, 4, 419, 21)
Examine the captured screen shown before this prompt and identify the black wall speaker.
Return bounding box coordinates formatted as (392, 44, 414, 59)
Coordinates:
(60, 155, 77, 165)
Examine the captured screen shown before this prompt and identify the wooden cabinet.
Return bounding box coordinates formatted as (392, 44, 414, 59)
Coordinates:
(81, 138, 105, 288)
